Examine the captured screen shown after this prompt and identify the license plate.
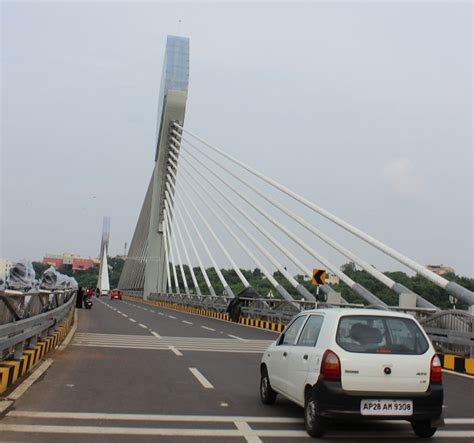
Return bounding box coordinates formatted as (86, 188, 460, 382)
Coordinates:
(360, 399, 413, 416)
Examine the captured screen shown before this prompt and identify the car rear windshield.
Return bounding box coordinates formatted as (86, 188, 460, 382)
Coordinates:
(336, 315, 429, 355)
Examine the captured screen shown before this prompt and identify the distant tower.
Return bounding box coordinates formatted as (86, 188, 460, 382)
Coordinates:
(97, 216, 111, 293)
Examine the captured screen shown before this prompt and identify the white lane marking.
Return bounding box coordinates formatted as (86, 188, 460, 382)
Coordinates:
(9, 359, 54, 401)
(228, 334, 247, 341)
(189, 368, 214, 389)
(158, 312, 164, 316)
(445, 418, 474, 424)
(0, 425, 242, 437)
(442, 369, 474, 379)
(169, 346, 183, 356)
(122, 314, 128, 318)
(139, 323, 147, 329)
(116, 311, 122, 314)
(182, 320, 193, 325)
(7, 411, 303, 422)
(150, 331, 161, 338)
(59, 310, 77, 351)
(129, 319, 136, 323)
(234, 421, 262, 443)
(168, 315, 177, 319)
(201, 326, 216, 332)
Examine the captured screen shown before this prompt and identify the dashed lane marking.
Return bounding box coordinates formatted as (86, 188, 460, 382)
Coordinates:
(168, 316, 177, 319)
(169, 346, 183, 356)
(129, 319, 136, 323)
(201, 326, 216, 332)
(182, 320, 193, 325)
(189, 368, 214, 389)
(150, 331, 161, 338)
(228, 334, 247, 341)
(139, 323, 147, 329)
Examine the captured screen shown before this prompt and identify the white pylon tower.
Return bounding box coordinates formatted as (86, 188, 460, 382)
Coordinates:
(97, 216, 111, 293)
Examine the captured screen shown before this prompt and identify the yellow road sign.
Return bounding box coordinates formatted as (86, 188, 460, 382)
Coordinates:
(311, 268, 326, 286)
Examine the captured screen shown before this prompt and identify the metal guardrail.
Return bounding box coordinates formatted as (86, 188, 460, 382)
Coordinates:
(0, 289, 76, 360)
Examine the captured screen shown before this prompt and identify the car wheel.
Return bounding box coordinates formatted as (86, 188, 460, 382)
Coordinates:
(304, 390, 326, 438)
(411, 420, 437, 438)
(260, 369, 277, 405)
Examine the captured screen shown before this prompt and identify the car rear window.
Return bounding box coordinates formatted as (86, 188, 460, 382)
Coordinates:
(336, 315, 429, 355)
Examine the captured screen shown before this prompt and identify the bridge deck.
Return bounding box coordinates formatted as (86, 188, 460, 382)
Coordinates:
(0, 298, 473, 442)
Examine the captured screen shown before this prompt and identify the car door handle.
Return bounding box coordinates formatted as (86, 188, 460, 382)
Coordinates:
(283, 352, 287, 357)
(303, 354, 308, 360)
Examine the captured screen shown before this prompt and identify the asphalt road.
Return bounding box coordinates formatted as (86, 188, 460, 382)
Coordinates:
(0, 297, 472, 442)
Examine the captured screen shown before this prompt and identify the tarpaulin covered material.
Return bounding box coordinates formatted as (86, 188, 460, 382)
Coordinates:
(8, 261, 37, 291)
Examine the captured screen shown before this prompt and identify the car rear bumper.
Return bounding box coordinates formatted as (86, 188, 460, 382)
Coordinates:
(312, 380, 443, 422)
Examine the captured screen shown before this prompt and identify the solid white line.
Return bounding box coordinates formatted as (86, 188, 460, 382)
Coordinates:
(201, 326, 216, 332)
(442, 369, 474, 379)
(228, 334, 247, 341)
(139, 323, 147, 329)
(7, 411, 304, 423)
(445, 418, 474, 424)
(169, 346, 183, 356)
(234, 421, 262, 443)
(182, 320, 193, 325)
(150, 331, 161, 338)
(189, 368, 214, 389)
(59, 310, 77, 351)
(9, 359, 54, 401)
(0, 424, 242, 437)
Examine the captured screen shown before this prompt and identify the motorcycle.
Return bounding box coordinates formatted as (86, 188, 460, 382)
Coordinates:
(84, 296, 93, 309)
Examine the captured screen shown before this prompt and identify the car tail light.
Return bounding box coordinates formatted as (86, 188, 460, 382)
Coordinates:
(430, 355, 442, 384)
(320, 349, 341, 381)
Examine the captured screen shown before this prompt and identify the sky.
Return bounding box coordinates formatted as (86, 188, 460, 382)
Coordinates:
(1, 1, 473, 277)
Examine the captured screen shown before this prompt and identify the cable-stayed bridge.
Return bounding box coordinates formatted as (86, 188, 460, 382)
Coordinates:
(0, 35, 473, 442)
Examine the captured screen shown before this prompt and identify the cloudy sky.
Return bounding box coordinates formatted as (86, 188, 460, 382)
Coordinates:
(2, 1, 472, 277)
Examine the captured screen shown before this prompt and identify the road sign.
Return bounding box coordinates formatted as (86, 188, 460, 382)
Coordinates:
(312, 268, 326, 286)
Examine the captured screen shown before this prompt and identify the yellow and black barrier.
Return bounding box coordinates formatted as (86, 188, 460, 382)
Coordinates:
(0, 309, 75, 394)
(124, 296, 286, 334)
(438, 353, 474, 376)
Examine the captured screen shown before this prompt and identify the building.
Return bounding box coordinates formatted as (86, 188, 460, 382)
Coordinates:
(43, 253, 99, 271)
(0, 259, 14, 283)
(426, 264, 455, 276)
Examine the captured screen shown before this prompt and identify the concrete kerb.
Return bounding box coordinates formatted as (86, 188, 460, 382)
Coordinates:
(123, 295, 284, 334)
(0, 307, 76, 395)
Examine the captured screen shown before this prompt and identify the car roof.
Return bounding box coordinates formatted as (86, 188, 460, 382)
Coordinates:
(297, 308, 416, 320)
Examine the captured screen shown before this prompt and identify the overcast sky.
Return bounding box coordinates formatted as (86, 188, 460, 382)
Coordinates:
(2, 2, 473, 277)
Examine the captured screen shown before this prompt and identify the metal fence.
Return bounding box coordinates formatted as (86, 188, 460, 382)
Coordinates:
(0, 289, 76, 360)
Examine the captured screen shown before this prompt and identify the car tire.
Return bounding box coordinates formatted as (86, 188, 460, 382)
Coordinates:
(304, 391, 326, 438)
(260, 369, 277, 405)
(411, 420, 437, 438)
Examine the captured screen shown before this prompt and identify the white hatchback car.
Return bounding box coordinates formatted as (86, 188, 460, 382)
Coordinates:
(260, 308, 443, 438)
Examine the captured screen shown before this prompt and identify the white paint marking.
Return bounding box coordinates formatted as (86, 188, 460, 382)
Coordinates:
(445, 418, 474, 424)
(129, 318, 136, 323)
(122, 314, 128, 318)
(168, 346, 183, 356)
(182, 320, 193, 325)
(168, 315, 177, 319)
(228, 334, 247, 341)
(234, 421, 262, 443)
(150, 331, 161, 338)
(442, 369, 474, 379)
(59, 310, 77, 351)
(189, 368, 214, 389)
(139, 323, 147, 329)
(201, 326, 216, 332)
(9, 359, 54, 401)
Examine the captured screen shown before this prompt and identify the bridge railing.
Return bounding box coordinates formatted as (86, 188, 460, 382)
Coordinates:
(0, 289, 76, 360)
